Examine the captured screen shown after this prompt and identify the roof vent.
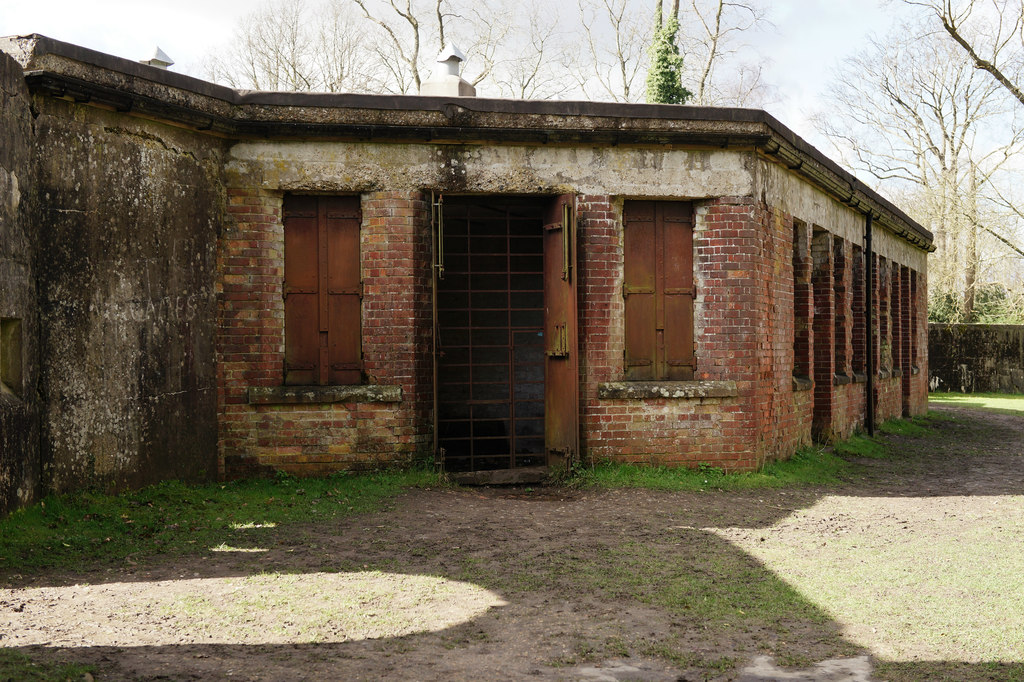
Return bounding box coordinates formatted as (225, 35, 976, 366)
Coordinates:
(419, 44, 476, 97)
(140, 47, 174, 70)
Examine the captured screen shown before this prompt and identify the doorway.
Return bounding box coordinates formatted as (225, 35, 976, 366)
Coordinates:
(434, 195, 577, 473)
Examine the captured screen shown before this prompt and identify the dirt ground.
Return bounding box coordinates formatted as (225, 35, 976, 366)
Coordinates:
(3, 405, 1023, 681)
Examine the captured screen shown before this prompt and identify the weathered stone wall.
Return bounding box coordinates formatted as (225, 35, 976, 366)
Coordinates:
(0, 51, 40, 513)
(31, 96, 224, 493)
(929, 324, 1024, 394)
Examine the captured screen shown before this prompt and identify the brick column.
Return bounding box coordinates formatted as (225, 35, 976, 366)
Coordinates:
(360, 191, 433, 460)
(216, 188, 284, 477)
(811, 229, 834, 440)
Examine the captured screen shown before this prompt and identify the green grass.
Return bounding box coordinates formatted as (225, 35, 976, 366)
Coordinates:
(0, 649, 94, 681)
(0, 468, 440, 571)
(571, 445, 850, 491)
(573, 412, 953, 490)
(877, 413, 936, 437)
(929, 391, 1024, 416)
(832, 433, 890, 459)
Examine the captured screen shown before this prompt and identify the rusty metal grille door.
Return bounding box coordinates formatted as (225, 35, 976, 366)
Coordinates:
(436, 198, 547, 472)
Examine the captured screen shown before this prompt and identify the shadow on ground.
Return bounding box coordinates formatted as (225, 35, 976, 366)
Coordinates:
(2, 405, 1022, 680)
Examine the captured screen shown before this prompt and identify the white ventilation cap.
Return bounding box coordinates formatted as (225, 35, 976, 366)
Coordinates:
(420, 44, 475, 97)
(140, 47, 174, 69)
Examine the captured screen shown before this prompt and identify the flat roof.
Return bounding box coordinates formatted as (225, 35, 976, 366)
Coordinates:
(1, 33, 933, 251)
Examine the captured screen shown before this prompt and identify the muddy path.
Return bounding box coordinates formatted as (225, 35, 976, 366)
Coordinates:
(3, 405, 1023, 681)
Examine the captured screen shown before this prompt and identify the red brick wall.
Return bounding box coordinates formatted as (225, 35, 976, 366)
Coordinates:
(833, 381, 866, 440)
(909, 270, 929, 414)
(752, 203, 813, 463)
(876, 377, 904, 422)
(216, 188, 930, 476)
(578, 195, 755, 470)
(216, 189, 432, 478)
(811, 229, 835, 440)
(577, 197, 820, 471)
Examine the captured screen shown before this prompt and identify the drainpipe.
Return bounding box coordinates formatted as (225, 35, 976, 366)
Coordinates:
(865, 212, 875, 436)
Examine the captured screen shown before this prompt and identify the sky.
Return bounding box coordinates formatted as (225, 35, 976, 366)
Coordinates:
(0, 0, 922, 150)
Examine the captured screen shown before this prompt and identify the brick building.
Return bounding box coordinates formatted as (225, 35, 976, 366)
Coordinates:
(0, 36, 933, 506)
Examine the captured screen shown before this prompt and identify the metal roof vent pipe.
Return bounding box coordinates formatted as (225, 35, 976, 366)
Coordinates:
(419, 44, 476, 97)
(140, 47, 174, 70)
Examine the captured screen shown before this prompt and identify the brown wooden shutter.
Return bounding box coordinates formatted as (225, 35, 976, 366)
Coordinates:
(284, 195, 320, 385)
(325, 197, 362, 385)
(623, 201, 657, 380)
(283, 195, 361, 386)
(661, 202, 695, 380)
(623, 201, 694, 381)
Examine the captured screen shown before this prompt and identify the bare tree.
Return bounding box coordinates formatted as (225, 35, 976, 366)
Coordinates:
(906, 0, 1024, 106)
(351, 0, 442, 93)
(819, 20, 1024, 321)
(204, 0, 313, 91)
(678, 0, 773, 106)
(491, 1, 573, 99)
(203, 0, 775, 103)
(203, 0, 372, 92)
(569, 0, 650, 102)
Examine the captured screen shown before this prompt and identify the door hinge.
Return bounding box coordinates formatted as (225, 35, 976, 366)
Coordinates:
(546, 323, 569, 357)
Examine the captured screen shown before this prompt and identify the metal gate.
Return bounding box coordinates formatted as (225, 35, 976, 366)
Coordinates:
(434, 195, 577, 473)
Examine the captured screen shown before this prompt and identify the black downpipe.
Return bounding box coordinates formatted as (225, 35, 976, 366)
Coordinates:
(865, 212, 875, 436)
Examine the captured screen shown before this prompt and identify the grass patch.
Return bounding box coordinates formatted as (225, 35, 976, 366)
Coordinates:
(832, 433, 889, 459)
(0, 649, 94, 681)
(571, 445, 850, 491)
(721, 489, 1024, 672)
(877, 414, 935, 437)
(929, 391, 1024, 416)
(0, 468, 440, 571)
(573, 411, 953, 490)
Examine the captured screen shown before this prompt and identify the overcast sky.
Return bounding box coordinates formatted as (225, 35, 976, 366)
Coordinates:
(0, 0, 921, 149)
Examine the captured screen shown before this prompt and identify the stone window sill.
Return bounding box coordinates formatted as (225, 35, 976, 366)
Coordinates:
(792, 375, 813, 392)
(598, 380, 738, 400)
(248, 385, 401, 405)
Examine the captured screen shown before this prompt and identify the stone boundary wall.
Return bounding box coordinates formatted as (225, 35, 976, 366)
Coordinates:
(0, 51, 40, 514)
(929, 324, 1024, 394)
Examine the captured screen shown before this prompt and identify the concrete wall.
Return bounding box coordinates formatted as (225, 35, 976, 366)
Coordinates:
(929, 324, 1024, 394)
(31, 97, 224, 493)
(0, 51, 40, 513)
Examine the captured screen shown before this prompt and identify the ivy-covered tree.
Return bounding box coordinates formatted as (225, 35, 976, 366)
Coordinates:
(645, 11, 691, 104)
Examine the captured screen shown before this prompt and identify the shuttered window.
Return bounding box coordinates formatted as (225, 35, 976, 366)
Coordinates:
(283, 195, 362, 385)
(622, 201, 695, 381)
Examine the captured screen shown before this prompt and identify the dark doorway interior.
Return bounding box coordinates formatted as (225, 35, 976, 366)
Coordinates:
(436, 197, 546, 472)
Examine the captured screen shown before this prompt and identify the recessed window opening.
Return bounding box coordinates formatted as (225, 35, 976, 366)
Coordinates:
(833, 238, 849, 377)
(282, 195, 362, 386)
(851, 244, 865, 374)
(891, 265, 902, 373)
(792, 220, 811, 380)
(0, 318, 23, 398)
(622, 201, 695, 381)
(878, 258, 890, 372)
